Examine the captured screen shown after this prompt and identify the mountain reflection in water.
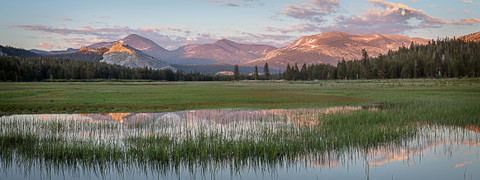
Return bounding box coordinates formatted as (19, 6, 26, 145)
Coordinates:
(0, 107, 479, 180)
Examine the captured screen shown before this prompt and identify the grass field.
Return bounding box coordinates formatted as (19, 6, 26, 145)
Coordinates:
(1, 79, 478, 116)
(1, 80, 366, 114)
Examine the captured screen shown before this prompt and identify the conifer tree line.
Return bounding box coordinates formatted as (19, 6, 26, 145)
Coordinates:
(0, 56, 234, 81)
(232, 63, 273, 81)
(282, 39, 480, 80)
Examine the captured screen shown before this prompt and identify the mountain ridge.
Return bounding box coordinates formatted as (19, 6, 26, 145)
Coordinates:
(101, 42, 176, 71)
(89, 34, 173, 60)
(87, 34, 277, 65)
(172, 39, 276, 65)
(245, 31, 430, 69)
(459, 31, 480, 42)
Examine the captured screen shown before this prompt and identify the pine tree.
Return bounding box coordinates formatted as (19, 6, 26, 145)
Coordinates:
(293, 63, 299, 81)
(254, 65, 259, 80)
(264, 63, 270, 80)
(300, 63, 308, 80)
(329, 66, 336, 80)
(434, 51, 442, 77)
(234, 64, 240, 81)
(0, 70, 6, 82)
(377, 55, 385, 79)
(337, 59, 347, 79)
(285, 63, 291, 80)
(361, 49, 370, 79)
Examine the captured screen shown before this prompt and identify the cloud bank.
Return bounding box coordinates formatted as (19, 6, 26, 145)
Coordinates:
(8, 0, 480, 50)
(267, 0, 480, 35)
(10, 24, 289, 50)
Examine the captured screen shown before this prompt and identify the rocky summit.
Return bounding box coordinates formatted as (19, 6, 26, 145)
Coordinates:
(101, 42, 176, 71)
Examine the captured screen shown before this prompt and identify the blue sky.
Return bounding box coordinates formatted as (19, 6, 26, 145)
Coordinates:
(1, 0, 479, 50)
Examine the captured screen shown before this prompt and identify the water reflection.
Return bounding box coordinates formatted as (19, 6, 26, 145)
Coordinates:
(1, 107, 364, 144)
(305, 125, 480, 180)
(0, 107, 479, 180)
(76, 106, 365, 124)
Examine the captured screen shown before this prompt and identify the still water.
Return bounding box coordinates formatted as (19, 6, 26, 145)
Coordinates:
(1, 107, 479, 180)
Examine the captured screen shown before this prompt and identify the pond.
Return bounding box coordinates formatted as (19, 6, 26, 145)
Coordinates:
(1, 107, 479, 180)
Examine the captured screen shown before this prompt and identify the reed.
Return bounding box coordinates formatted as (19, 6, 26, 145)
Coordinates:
(0, 79, 479, 178)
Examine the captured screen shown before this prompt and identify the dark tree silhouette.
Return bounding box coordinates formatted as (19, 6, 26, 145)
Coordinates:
(234, 64, 240, 81)
(254, 65, 259, 80)
(264, 63, 270, 80)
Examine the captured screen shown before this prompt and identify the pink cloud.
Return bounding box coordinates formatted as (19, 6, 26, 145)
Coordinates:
(271, 0, 479, 36)
(263, 23, 317, 33)
(37, 42, 53, 50)
(63, 37, 109, 46)
(205, 0, 261, 7)
(62, 17, 72, 21)
(458, 0, 473, 3)
(91, 14, 111, 19)
(140, 26, 185, 32)
(315, 0, 480, 34)
(37, 42, 60, 50)
(281, 0, 339, 22)
(81, 25, 93, 30)
(10, 24, 220, 50)
(229, 30, 296, 47)
(9, 24, 133, 38)
(364, 0, 480, 26)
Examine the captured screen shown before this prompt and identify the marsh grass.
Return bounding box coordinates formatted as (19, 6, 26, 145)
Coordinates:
(0, 106, 421, 178)
(0, 79, 479, 178)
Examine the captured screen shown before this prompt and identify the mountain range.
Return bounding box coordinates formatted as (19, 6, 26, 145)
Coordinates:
(88, 34, 277, 65)
(246, 31, 430, 69)
(31, 48, 78, 55)
(2, 31, 479, 74)
(54, 32, 432, 70)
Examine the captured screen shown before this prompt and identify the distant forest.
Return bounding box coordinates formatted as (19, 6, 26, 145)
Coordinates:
(0, 56, 240, 81)
(282, 38, 480, 80)
(0, 38, 479, 82)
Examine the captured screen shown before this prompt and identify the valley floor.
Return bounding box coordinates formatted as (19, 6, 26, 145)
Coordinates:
(1, 79, 479, 180)
(0, 79, 479, 116)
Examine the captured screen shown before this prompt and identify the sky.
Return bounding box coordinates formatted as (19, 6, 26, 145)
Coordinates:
(1, 0, 479, 51)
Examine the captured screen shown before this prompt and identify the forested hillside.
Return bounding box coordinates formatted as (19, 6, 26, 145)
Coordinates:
(282, 38, 480, 80)
(0, 45, 41, 58)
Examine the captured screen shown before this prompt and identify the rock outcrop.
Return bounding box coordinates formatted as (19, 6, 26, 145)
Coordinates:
(101, 42, 176, 71)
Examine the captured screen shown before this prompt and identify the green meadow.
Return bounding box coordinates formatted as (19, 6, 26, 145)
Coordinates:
(1, 79, 479, 117)
(1, 80, 366, 114)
